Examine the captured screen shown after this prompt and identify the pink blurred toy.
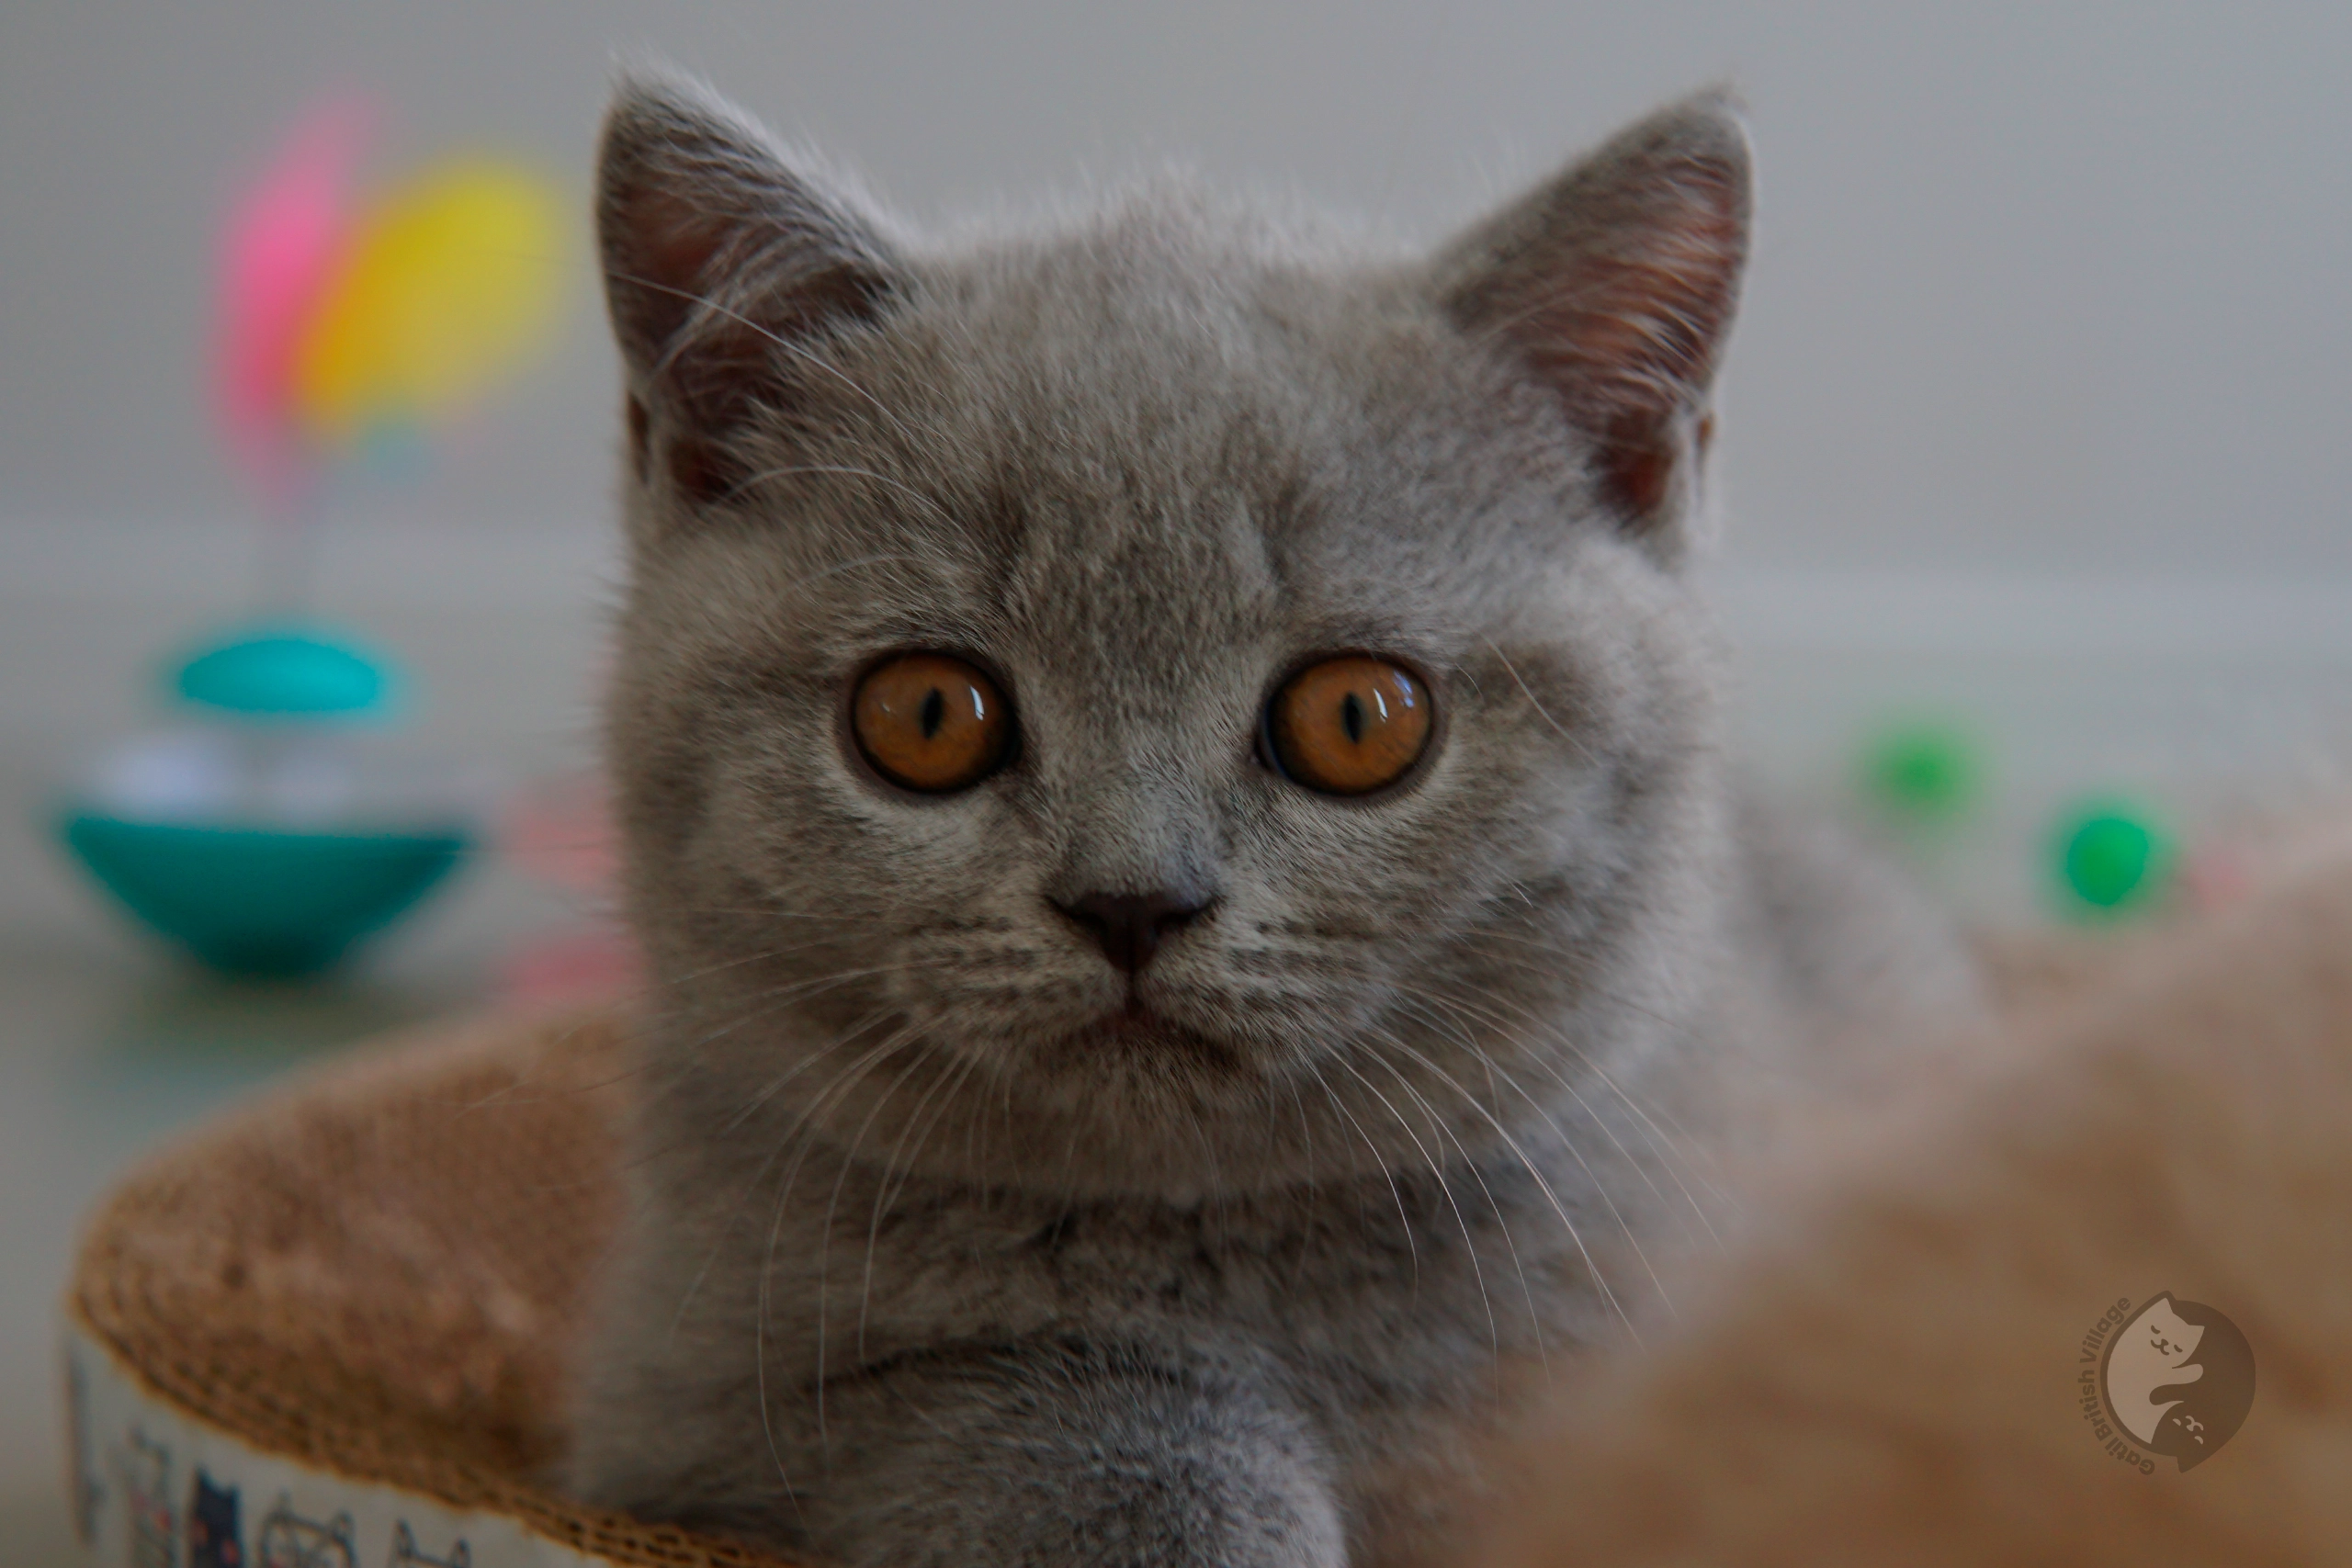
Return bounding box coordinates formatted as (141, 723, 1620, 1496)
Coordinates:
(215, 95, 372, 519)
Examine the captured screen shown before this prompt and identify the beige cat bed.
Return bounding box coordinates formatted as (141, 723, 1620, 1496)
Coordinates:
(64, 857, 2352, 1568)
(64, 1010, 785, 1568)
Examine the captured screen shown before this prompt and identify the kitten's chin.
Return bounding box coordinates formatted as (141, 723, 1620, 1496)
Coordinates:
(1055, 1000, 1244, 1071)
(905, 1003, 1307, 1199)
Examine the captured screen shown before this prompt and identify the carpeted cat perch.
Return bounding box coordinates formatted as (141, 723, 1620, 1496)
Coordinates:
(64, 854, 2352, 1568)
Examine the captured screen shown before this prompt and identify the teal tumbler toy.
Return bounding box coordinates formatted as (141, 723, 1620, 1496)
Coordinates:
(56, 627, 476, 976)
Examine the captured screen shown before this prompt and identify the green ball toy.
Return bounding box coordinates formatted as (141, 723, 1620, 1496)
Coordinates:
(1860, 719, 1984, 826)
(2053, 801, 2174, 917)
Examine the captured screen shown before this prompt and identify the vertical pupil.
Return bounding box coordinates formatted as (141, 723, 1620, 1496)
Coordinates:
(1340, 690, 1365, 744)
(919, 686, 946, 739)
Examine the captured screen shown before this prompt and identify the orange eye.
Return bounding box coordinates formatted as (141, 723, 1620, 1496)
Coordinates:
(852, 653, 1012, 793)
(1266, 656, 1432, 795)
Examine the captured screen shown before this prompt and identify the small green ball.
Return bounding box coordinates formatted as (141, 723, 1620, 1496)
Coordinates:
(2055, 805, 2171, 914)
(1861, 722, 1982, 823)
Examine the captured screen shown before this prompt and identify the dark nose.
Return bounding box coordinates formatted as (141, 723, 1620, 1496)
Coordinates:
(1055, 891, 1209, 976)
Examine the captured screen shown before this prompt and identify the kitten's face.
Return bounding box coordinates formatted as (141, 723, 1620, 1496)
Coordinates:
(601, 82, 1749, 1198)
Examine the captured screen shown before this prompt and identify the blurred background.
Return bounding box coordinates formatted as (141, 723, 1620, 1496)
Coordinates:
(5, 1, 2349, 1556)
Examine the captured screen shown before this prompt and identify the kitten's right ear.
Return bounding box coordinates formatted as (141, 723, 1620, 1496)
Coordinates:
(597, 71, 899, 502)
(1434, 93, 1751, 553)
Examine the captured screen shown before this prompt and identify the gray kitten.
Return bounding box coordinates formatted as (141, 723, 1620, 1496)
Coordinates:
(566, 71, 1979, 1568)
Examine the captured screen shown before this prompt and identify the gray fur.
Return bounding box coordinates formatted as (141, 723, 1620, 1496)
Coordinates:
(567, 70, 1980, 1568)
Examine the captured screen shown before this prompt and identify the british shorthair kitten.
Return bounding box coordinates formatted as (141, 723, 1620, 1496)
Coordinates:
(565, 70, 1978, 1568)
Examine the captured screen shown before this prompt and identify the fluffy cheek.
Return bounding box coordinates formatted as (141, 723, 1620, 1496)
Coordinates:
(1231, 720, 1632, 1050)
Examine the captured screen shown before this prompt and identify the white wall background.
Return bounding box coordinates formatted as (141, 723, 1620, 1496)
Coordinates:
(5, 0, 2350, 581)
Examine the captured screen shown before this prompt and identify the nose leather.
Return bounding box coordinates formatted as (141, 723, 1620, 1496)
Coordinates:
(1055, 891, 1208, 975)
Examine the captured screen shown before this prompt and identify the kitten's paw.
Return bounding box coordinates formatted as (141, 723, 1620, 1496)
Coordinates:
(808, 1340, 1345, 1568)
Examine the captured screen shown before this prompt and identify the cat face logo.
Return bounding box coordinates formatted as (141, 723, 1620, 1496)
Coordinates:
(255, 1495, 356, 1568)
(390, 1520, 471, 1568)
(2091, 1293, 2256, 1472)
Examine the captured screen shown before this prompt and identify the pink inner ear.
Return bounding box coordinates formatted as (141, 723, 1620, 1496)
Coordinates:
(609, 203, 895, 503)
(1592, 421, 1679, 518)
(1522, 185, 1745, 490)
(1536, 237, 1740, 415)
(1460, 141, 1747, 525)
(610, 183, 741, 355)
(604, 177, 777, 502)
(599, 98, 901, 508)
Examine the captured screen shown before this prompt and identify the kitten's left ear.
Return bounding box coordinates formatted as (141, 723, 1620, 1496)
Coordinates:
(1435, 92, 1751, 547)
